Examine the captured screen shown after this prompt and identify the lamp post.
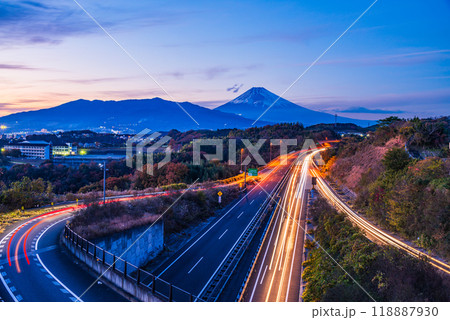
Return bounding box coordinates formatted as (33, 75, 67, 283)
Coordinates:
(269, 142, 272, 163)
(240, 148, 244, 172)
(99, 161, 107, 204)
(103, 161, 106, 204)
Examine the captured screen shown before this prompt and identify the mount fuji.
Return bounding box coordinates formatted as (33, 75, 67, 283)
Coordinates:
(216, 87, 367, 127)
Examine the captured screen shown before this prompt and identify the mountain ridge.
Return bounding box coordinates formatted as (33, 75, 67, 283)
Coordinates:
(216, 87, 368, 127)
(0, 97, 270, 133)
(0, 87, 367, 132)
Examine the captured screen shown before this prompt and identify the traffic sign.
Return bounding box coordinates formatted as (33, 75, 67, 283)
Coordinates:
(248, 168, 258, 177)
(217, 191, 223, 196)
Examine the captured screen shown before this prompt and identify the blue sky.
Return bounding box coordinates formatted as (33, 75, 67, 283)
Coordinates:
(1, 0, 449, 120)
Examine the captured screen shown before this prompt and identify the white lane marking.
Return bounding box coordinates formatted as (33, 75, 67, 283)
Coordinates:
(260, 265, 268, 285)
(156, 166, 279, 278)
(35, 217, 84, 302)
(16, 294, 23, 301)
(218, 229, 228, 240)
(196, 188, 278, 300)
(249, 185, 285, 301)
(285, 156, 310, 301)
(0, 226, 22, 302)
(187, 257, 204, 274)
(237, 211, 244, 219)
(259, 191, 262, 195)
(250, 200, 255, 205)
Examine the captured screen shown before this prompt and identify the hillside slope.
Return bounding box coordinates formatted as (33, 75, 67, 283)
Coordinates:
(322, 117, 450, 259)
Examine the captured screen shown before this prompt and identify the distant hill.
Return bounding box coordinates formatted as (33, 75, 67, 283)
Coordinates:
(0, 98, 270, 133)
(0, 87, 369, 133)
(215, 87, 368, 127)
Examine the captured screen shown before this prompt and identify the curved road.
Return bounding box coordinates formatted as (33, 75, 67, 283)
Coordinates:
(0, 206, 127, 302)
(0, 153, 301, 302)
(311, 159, 450, 275)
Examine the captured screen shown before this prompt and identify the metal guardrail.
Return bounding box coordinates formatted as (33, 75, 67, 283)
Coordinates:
(200, 155, 299, 302)
(62, 226, 201, 302)
(236, 162, 296, 302)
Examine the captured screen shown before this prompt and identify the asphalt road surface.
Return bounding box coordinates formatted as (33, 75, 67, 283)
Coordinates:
(152, 152, 302, 300)
(0, 207, 128, 302)
(241, 151, 313, 302)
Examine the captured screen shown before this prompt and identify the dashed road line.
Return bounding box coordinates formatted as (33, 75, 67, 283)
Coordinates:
(188, 257, 204, 274)
(260, 265, 268, 284)
(237, 211, 245, 219)
(218, 229, 228, 240)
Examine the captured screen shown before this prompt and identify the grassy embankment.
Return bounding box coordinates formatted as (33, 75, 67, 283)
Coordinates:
(70, 185, 240, 240)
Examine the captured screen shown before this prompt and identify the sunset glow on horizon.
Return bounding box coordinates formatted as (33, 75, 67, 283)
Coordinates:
(1, 0, 449, 120)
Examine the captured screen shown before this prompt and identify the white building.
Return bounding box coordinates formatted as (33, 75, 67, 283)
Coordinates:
(4, 141, 51, 159)
(52, 143, 78, 156)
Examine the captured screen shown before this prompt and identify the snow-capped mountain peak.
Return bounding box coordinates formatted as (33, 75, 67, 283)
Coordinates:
(230, 87, 279, 106)
(216, 86, 366, 126)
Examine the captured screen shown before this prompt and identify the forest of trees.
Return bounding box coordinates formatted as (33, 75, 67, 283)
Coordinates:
(302, 198, 449, 302)
(323, 117, 450, 259)
(1, 123, 338, 212)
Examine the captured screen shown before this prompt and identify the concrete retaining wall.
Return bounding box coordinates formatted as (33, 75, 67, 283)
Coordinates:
(94, 221, 164, 268)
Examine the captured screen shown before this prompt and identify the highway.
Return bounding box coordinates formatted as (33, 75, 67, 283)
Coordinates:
(0, 153, 300, 302)
(240, 151, 314, 302)
(310, 160, 450, 275)
(151, 152, 301, 300)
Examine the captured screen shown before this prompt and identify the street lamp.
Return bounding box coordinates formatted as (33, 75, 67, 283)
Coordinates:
(99, 161, 108, 204)
(240, 148, 244, 172)
(269, 142, 272, 163)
